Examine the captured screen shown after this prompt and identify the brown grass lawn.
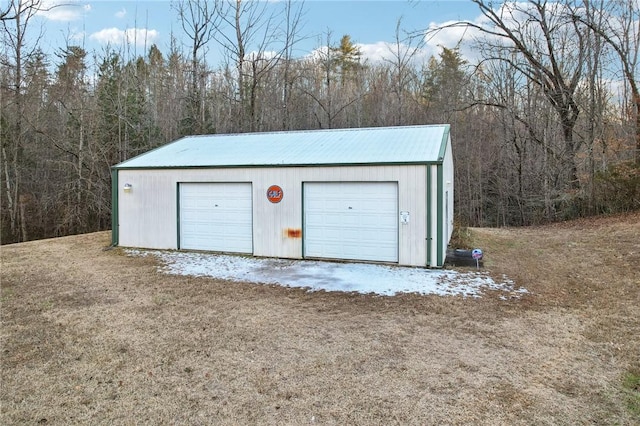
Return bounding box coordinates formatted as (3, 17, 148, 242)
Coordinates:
(2, 213, 639, 425)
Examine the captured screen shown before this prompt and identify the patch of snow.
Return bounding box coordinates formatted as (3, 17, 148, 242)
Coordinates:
(125, 250, 528, 298)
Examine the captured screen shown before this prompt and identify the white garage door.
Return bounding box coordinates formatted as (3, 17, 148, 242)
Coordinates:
(179, 182, 253, 253)
(304, 182, 398, 262)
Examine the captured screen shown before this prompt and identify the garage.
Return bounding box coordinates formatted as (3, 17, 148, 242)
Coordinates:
(111, 124, 454, 267)
(179, 182, 253, 253)
(304, 182, 398, 262)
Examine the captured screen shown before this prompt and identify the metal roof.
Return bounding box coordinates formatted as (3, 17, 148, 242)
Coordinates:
(113, 125, 450, 169)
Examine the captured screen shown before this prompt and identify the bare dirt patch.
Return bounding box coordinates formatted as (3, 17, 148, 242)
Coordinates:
(2, 213, 639, 425)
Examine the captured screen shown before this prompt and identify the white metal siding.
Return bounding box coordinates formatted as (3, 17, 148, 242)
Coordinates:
(179, 183, 253, 253)
(427, 166, 439, 268)
(118, 170, 177, 249)
(117, 165, 428, 266)
(304, 182, 398, 262)
(444, 139, 455, 245)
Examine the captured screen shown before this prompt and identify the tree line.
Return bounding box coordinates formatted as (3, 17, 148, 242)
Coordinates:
(1, 0, 638, 244)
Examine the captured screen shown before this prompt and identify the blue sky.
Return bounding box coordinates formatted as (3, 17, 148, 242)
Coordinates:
(32, 0, 482, 65)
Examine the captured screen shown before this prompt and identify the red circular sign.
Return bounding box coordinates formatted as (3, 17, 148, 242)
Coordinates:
(266, 185, 283, 203)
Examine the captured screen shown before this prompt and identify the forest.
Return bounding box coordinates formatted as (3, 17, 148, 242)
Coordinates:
(1, 0, 639, 244)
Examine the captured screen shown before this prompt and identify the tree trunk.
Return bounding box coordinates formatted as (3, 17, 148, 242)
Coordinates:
(19, 193, 27, 241)
(634, 91, 640, 163)
(235, 0, 246, 131)
(1, 146, 16, 237)
(562, 120, 579, 189)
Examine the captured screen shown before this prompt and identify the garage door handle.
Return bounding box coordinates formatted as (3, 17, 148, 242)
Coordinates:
(348, 206, 353, 209)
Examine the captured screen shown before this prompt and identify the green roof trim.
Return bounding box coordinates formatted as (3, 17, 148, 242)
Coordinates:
(426, 167, 432, 267)
(111, 169, 118, 246)
(437, 124, 451, 161)
(112, 161, 445, 171)
(437, 164, 444, 267)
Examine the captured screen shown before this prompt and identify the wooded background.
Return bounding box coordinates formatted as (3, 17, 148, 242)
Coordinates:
(2, 0, 639, 244)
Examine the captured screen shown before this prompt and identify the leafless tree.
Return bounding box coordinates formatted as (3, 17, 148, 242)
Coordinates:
(2, 0, 639, 243)
(298, 31, 367, 129)
(430, 0, 588, 190)
(279, 0, 306, 130)
(173, 0, 220, 134)
(1, 0, 16, 21)
(209, 0, 305, 132)
(575, 0, 640, 162)
(212, 0, 274, 131)
(383, 18, 423, 125)
(1, 0, 45, 241)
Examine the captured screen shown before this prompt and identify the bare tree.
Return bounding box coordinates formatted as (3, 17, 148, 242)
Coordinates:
(210, 0, 305, 132)
(383, 18, 423, 125)
(1, 0, 17, 21)
(298, 31, 366, 129)
(1, 0, 44, 242)
(279, 0, 306, 130)
(173, 0, 220, 134)
(210, 0, 273, 131)
(575, 0, 640, 162)
(431, 0, 588, 189)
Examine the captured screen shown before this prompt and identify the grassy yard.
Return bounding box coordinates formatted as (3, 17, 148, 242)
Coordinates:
(2, 212, 639, 424)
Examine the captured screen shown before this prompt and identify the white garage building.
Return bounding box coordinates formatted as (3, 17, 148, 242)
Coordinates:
(111, 125, 454, 267)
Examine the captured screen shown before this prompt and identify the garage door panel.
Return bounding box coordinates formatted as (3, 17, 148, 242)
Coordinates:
(180, 183, 253, 253)
(304, 182, 398, 263)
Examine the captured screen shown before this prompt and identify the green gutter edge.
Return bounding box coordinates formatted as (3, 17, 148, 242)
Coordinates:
(438, 124, 450, 162)
(426, 166, 432, 267)
(437, 164, 444, 267)
(433, 125, 450, 266)
(176, 183, 181, 249)
(113, 160, 442, 171)
(301, 182, 306, 259)
(111, 168, 118, 246)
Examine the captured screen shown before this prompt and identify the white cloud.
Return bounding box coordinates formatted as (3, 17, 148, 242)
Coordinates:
(309, 1, 637, 67)
(357, 41, 430, 65)
(245, 50, 278, 61)
(69, 30, 86, 42)
(306, 45, 329, 62)
(36, 0, 91, 21)
(304, 42, 420, 65)
(410, 3, 541, 64)
(303, 20, 483, 66)
(423, 19, 486, 63)
(357, 41, 395, 63)
(89, 28, 160, 47)
(115, 8, 127, 19)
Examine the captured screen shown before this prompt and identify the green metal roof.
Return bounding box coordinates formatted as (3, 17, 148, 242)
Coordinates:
(113, 125, 451, 169)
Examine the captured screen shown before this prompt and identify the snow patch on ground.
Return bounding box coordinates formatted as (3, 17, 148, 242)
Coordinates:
(125, 250, 528, 298)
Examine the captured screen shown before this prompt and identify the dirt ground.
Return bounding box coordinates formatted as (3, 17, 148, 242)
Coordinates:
(2, 213, 639, 425)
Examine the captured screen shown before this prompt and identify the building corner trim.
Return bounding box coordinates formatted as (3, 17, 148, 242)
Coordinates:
(111, 168, 119, 246)
(437, 164, 444, 267)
